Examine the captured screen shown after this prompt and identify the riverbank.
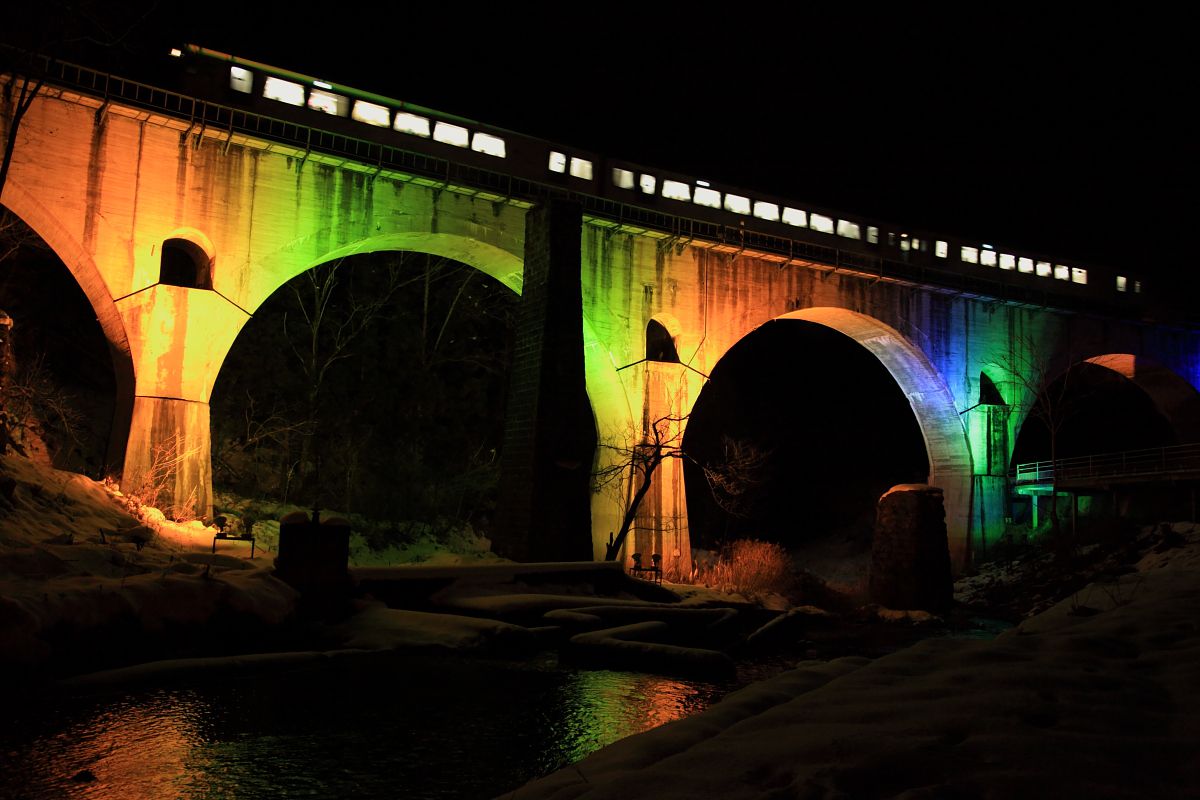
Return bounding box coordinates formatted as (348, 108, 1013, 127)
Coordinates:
(0, 452, 936, 687)
(6, 451, 1197, 798)
(503, 523, 1200, 799)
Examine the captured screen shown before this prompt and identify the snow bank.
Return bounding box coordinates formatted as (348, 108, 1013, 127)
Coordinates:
(504, 526, 1200, 799)
(564, 621, 737, 680)
(328, 602, 536, 654)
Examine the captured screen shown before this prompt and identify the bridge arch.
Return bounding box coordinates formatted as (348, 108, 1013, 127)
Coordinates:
(210, 233, 634, 554)
(0, 179, 135, 472)
(690, 307, 972, 567)
(1008, 352, 1200, 465)
(1082, 354, 1200, 444)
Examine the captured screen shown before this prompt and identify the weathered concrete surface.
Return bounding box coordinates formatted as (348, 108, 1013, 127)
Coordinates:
(7, 76, 1200, 571)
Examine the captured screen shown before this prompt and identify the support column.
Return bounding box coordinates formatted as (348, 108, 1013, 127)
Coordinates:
(116, 284, 248, 522)
(964, 403, 1012, 562)
(494, 200, 595, 561)
(123, 397, 212, 519)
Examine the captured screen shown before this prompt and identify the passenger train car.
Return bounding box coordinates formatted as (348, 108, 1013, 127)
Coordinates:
(158, 44, 1148, 313)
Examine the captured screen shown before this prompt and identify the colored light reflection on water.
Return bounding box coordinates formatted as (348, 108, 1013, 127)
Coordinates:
(0, 655, 728, 799)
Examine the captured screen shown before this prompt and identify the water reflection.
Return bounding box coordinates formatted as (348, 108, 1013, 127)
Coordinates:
(0, 656, 728, 799)
(549, 670, 714, 764)
(3, 690, 210, 799)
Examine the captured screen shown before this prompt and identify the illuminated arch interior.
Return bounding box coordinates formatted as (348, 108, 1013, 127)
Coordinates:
(780, 308, 972, 565)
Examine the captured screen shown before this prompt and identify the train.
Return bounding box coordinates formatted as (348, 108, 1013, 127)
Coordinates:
(154, 45, 1149, 312)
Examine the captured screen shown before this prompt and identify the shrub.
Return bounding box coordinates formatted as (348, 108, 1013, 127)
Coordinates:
(691, 539, 792, 598)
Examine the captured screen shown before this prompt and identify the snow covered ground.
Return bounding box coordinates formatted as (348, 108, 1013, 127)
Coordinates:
(504, 524, 1200, 799)
(4, 451, 1198, 798)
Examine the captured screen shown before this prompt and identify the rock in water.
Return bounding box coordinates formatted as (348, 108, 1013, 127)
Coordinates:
(869, 484, 952, 612)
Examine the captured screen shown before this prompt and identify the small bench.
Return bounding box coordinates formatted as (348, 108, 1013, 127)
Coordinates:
(212, 532, 256, 558)
(629, 552, 662, 584)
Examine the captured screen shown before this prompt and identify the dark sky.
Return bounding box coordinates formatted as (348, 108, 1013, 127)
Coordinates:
(11, 6, 1196, 284)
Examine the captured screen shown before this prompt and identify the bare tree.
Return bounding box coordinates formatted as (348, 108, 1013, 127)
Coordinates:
(283, 256, 407, 504)
(594, 413, 769, 562)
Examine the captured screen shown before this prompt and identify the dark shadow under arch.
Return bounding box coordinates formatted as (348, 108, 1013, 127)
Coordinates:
(0, 184, 134, 474)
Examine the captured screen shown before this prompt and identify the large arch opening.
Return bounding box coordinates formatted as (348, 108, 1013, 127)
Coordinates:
(0, 207, 121, 475)
(210, 250, 522, 546)
(683, 308, 969, 592)
(1011, 359, 1180, 465)
(1009, 353, 1200, 530)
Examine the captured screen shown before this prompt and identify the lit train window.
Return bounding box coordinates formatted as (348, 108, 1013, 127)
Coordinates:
(1117, 275, 1128, 292)
(980, 249, 997, 267)
(1053, 264, 1070, 280)
(999, 253, 1016, 270)
(230, 66, 253, 94)
(810, 213, 834, 234)
(308, 89, 349, 117)
(912, 238, 923, 251)
(935, 240, 948, 258)
(836, 220, 861, 240)
(263, 76, 305, 106)
(867, 226, 879, 244)
(639, 174, 656, 194)
(612, 168, 635, 189)
(694, 186, 721, 208)
(394, 112, 431, 137)
(781, 207, 807, 227)
(352, 100, 391, 127)
(548, 151, 567, 173)
(662, 180, 691, 201)
(961, 246, 979, 264)
(753, 201, 780, 222)
(471, 132, 506, 158)
(1071, 268, 1088, 284)
(724, 194, 751, 215)
(1036, 261, 1052, 277)
(569, 158, 593, 180)
(1018, 257, 1034, 273)
(900, 237, 910, 252)
(1134, 281, 1142, 293)
(433, 122, 470, 148)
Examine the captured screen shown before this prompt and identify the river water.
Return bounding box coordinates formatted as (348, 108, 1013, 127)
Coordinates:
(0, 616, 1010, 800)
(0, 653, 743, 800)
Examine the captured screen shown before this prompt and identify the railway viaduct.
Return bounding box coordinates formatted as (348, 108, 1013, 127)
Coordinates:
(4, 68, 1200, 574)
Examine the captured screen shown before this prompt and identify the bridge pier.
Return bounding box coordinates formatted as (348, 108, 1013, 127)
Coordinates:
(115, 284, 248, 522)
(123, 396, 212, 520)
(493, 200, 595, 561)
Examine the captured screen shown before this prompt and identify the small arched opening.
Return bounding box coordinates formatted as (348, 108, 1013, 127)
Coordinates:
(646, 319, 680, 363)
(159, 233, 214, 290)
(979, 371, 1005, 406)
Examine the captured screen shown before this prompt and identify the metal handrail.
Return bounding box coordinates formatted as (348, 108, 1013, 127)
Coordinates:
(0, 48, 1152, 319)
(1014, 442, 1200, 484)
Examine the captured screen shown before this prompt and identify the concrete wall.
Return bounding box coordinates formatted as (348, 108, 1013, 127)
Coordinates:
(7, 78, 1200, 569)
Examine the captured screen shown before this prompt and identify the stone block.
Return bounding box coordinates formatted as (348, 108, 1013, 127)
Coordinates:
(869, 484, 952, 612)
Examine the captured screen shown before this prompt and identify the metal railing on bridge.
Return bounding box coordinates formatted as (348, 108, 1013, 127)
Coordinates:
(1014, 443, 1200, 487)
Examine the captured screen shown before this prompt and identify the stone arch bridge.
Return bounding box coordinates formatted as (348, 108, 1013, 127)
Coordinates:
(4, 69, 1200, 574)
